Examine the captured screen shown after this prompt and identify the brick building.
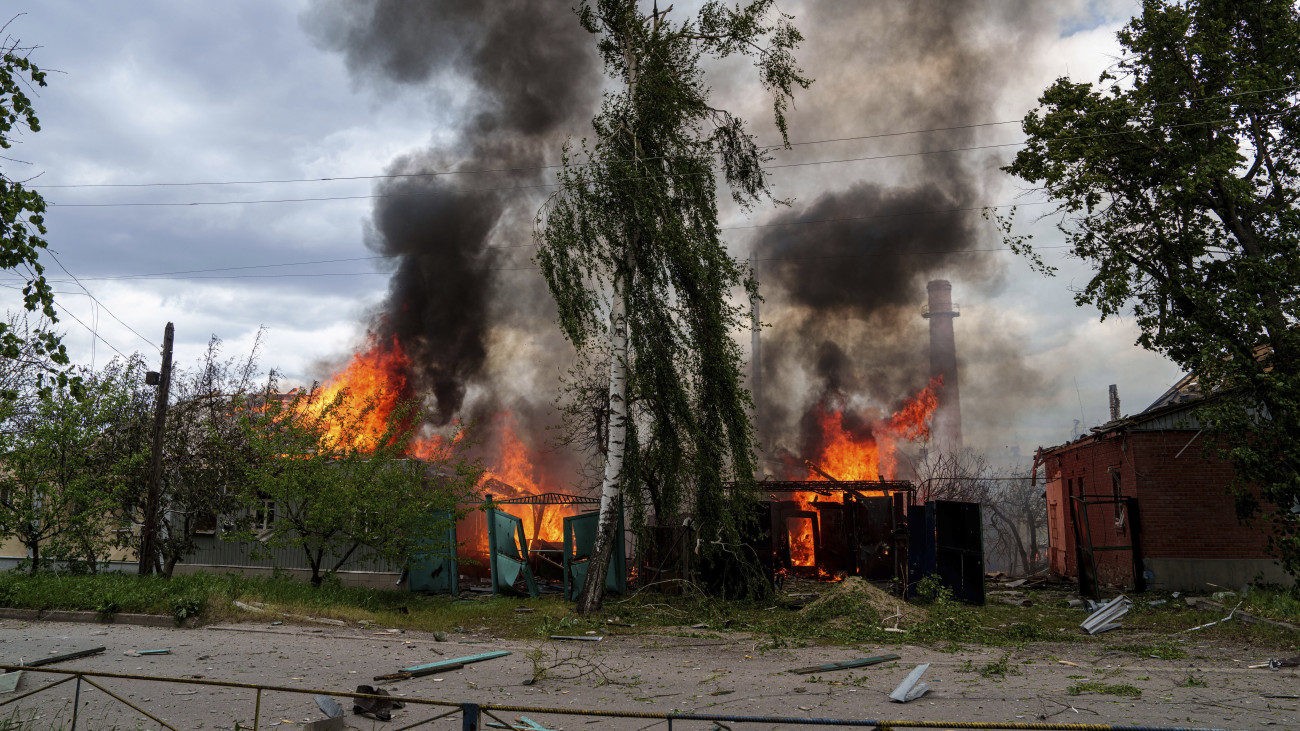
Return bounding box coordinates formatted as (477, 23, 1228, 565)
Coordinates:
(1038, 375, 1293, 593)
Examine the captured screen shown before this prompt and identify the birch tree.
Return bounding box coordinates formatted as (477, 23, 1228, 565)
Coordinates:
(536, 0, 809, 612)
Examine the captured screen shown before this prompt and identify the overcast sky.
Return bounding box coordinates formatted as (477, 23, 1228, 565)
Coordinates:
(2, 1, 1184, 463)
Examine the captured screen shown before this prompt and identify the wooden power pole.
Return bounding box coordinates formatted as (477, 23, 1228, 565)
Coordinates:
(138, 322, 174, 575)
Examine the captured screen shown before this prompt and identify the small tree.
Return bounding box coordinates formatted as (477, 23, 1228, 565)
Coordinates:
(537, 0, 810, 613)
(1001, 0, 1300, 575)
(0, 357, 147, 573)
(238, 384, 478, 587)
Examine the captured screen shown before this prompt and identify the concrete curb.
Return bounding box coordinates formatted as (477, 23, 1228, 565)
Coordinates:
(0, 607, 178, 628)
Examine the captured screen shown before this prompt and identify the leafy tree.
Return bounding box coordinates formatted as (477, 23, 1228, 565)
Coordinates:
(1001, 0, 1300, 573)
(0, 357, 147, 574)
(536, 0, 810, 612)
(237, 384, 479, 587)
(1, 24, 73, 398)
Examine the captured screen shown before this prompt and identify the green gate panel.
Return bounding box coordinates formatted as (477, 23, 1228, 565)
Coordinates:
(562, 508, 625, 601)
(409, 511, 459, 595)
(487, 507, 538, 598)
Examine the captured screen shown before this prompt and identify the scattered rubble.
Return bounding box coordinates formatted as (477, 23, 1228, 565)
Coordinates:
(790, 654, 899, 675)
(889, 664, 931, 703)
(1080, 595, 1130, 634)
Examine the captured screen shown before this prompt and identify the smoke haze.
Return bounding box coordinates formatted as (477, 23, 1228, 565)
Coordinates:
(302, 0, 600, 424)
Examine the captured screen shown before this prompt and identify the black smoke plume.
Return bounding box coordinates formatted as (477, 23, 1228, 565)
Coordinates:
(750, 0, 1059, 464)
(303, 0, 600, 422)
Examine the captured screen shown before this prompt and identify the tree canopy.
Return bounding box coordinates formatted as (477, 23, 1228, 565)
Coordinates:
(1003, 0, 1300, 573)
(536, 0, 809, 611)
(1, 25, 72, 398)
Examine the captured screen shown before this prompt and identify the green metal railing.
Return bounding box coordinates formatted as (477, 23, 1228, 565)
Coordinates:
(0, 665, 1239, 731)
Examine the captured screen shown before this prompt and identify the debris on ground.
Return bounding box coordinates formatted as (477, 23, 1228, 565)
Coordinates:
(1080, 595, 1130, 634)
(889, 663, 931, 703)
(352, 685, 405, 721)
(1269, 657, 1300, 669)
(0, 670, 21, 694)
(24, 647, 105, 667)
(131, 648, 171, 656)
(232, 600, 264, 612)
(315, 695, 344, 718)
(301, 694, 347, 731)
(376, 650, 512, 682)
(1185, 596, 1300, 632)
(799, 576, 927, 629)
(790, 654, 900, 675)
(1184, 601, 1242, 633)
(550, 635, 602, 641)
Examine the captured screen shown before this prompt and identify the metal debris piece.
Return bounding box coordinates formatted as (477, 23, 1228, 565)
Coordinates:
(25, 647, 106, 667)
(352, 685, 405, 721)
(1269, 656, 1300, 669)
(1005, 579, 1027, 588)
(315, 695, 344, 719)
(375, 650, 511, 681)
(135, 649, 171, 656)
(1184, 601, 1242, 633)
(1148, 600, 1167, 607)
(889, 663, 931, 703)
(790, 654, 900, 675)
(233, 600, 264, 612)
(0, 671, 21, 694)
(301, 717, 344, 731)
(550, 635, 602, 641)
(1080, 595, 1130, 634)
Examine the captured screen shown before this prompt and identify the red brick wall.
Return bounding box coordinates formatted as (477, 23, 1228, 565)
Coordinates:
(1042, 429, 1269, 586)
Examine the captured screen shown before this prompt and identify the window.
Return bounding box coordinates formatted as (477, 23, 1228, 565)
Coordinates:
(1110, 467, 1126, 528)
(253, 500, 275, 534)
(192, 512, 217, 535)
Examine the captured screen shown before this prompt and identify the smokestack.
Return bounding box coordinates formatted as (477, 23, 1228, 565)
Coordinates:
(750, 250, 761, 424)
(923, 279, 962, 454)
(1108, 384, 1120, 422)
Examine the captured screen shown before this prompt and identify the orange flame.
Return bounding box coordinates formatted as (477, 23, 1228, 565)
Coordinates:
(783, 378, 940, 574)
(479, 413, 570, 547)
(295, 335, 412, 453)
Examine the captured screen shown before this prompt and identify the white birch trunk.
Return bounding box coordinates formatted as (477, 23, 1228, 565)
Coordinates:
(575, 269, 629, 613)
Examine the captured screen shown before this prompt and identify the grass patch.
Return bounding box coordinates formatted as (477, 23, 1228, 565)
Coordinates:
(1176, 674, 1208, 688)
(1068, 681, 1142, 698)
(1114, 639, 1187, 660)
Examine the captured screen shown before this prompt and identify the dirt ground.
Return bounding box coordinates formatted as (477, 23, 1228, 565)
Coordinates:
(1, 618, 1297, 730)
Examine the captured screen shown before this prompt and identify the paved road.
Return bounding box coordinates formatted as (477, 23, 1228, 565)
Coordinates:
(1, 618, 1296, 730)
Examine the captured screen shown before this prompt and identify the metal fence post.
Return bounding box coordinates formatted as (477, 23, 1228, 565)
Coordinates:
(253, 687, 262, 731)
(71, 675, 82, 731)
(461, 702, 480, 731)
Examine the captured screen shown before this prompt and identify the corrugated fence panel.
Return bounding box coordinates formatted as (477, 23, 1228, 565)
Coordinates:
(186, 532, 402, 573)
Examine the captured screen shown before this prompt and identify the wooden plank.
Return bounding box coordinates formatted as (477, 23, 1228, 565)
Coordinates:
(24, 647, 106, 668)
(400, 650, 510, 674)
(789, 653, 900, 675)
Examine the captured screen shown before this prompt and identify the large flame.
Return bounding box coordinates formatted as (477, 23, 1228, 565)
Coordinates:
(785, 378, 941, 570)
(294, 335, 412, 453)
(301, 340, 572, 555)
(479, 412, 569, 547)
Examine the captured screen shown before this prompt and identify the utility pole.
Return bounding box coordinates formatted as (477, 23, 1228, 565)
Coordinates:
(138, 322, 174, 575)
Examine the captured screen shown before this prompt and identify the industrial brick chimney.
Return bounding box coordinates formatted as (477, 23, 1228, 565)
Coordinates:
(923, 279, 962, 454)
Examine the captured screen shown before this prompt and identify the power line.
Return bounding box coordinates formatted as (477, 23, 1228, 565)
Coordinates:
(0, 197, 1063, 284)
(44, 250, 160, 350)
(55, 302, 132, 361)
(44, 105, 1284, 210)
(28, 81, 1300, 191)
